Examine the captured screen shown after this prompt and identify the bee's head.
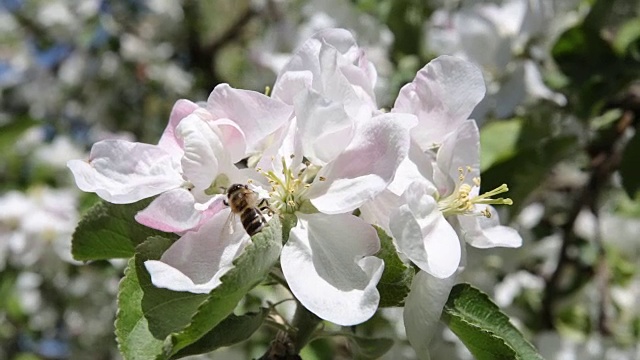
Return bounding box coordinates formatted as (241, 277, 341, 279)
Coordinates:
(227, 183, 246, 195)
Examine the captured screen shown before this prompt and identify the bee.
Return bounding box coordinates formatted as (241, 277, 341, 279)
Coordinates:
(224, 183, 270, 236)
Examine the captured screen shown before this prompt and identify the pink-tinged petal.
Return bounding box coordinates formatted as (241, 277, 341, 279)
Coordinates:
(281, 213, 383, 326)
(293, 89, 354, 165)
(403, 271, 457, 359)
(67, 140, 183, 204)
(458, 206, 523, 248)
(272, 70, 313, 105)
(210, 118, 247, 164)
(144, 208, 250, 294)
(340, 53, 378, 104)
(359, 189, 402, 234)
(308, 112, 416, 214)
(158, 99, 199, 155)
(317, 42, 375, 117)
(393, 56, 485, 149)
(177, 114, 225, 191)
(255, 118, 304, 175)
(387, 140, 435, 196)
(135, 188, 200, 232)
(274, 28, 376, 113)
(275, 28, 357, 89)
(434, 120, 480, 196)
(455, 10, 512, 70)
(390, 181, 461, 278)
(207, 84, 292, 155)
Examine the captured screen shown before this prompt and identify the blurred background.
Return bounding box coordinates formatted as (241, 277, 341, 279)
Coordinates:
(1, 0, 639, 359)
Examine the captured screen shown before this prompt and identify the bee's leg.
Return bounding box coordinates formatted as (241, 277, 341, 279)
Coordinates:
(258, 198, 274, 216)
(223, 199, 229, 206)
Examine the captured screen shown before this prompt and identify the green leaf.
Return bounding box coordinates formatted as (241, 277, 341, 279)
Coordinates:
(480, 119, 522, 172)
(72, 199, 174, 261)
(136, 237, 208, 339)
(481, 135, 577, 214)
(0, 118, 38, 152)
(442, 284, 543, 360)
(162, 216, 283, 357)
(620, 131, 640, 198)
(115, 258, 164, 360)
(348, 335, 394, 360)
(374, 226, 414, 307)
(171, 309, 268, 359)
(614, 18, 640, 55)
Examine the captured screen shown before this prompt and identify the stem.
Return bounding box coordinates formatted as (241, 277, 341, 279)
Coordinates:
(291, 302, 322, 352)
(258, 302, 322, 359)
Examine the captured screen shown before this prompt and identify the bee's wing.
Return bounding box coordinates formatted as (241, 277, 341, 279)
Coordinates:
(220, 211, 236, 238)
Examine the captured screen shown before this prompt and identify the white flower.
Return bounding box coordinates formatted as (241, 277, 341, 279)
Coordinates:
(68, 88, 292, 232)
(0, 187, 79, 269)
(427, 0, 567, 120)
(249, 29, 417, 326)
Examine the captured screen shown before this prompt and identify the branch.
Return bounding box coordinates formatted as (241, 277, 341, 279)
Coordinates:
(540, 87, 640, 330)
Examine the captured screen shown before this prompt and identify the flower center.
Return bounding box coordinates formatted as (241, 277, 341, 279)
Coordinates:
(260, 156, 320, 214)
(438, 166, 513, 218)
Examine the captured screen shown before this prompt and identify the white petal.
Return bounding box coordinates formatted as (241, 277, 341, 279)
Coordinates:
(67, 140, 183, 204)
(494, 62, 526, 118)
(404, 271, 457, 360)
(458, 207, 523, 248)
(393, 55, 485, 150)
(317, 41, 375, 117)
(210, 118, 247, 164)
(390, 181, 461, 278)
(177, 114, 225, 191)
(158, 99, 199, 154)
(523, 60, 566, 106)
(274, 28, 357, 92)
(359, 189, 402, 234)
(134, 188, 201, 232)
(387, 139, 435, 196)
(434, 120, 480, 196)
(281, 213, 383, 326)
(455, 10, 512, 69)
(271, 70, 313, 105)
(207, 84, 292, 155)
(308, 112, 416, 214)
(293, 89, 354, 165)
(274, 28, 375, 113)
(145, 208, 250, 294)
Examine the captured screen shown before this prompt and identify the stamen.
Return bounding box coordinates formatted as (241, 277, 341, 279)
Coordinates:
(438, 166, 513, 217)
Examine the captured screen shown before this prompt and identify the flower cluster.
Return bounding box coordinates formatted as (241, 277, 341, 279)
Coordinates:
(68, 28, 522, 356)
(427, 0, 568, 120)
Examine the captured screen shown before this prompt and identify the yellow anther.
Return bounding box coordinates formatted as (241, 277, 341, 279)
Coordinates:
(439, 166, 513, 217)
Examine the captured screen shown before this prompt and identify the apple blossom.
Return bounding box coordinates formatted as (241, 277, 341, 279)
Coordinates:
(427, 0, 566, 120)
(251, 29, 417, 324)
(0, 186, 79, 269)
(68, 85, 291, 232)
(363, 54, 523, 358)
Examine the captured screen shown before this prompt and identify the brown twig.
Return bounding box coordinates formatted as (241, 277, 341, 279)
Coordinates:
(540, 87, 640, 330)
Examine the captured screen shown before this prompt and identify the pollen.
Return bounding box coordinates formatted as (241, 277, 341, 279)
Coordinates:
(259, 156, 319, 214)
